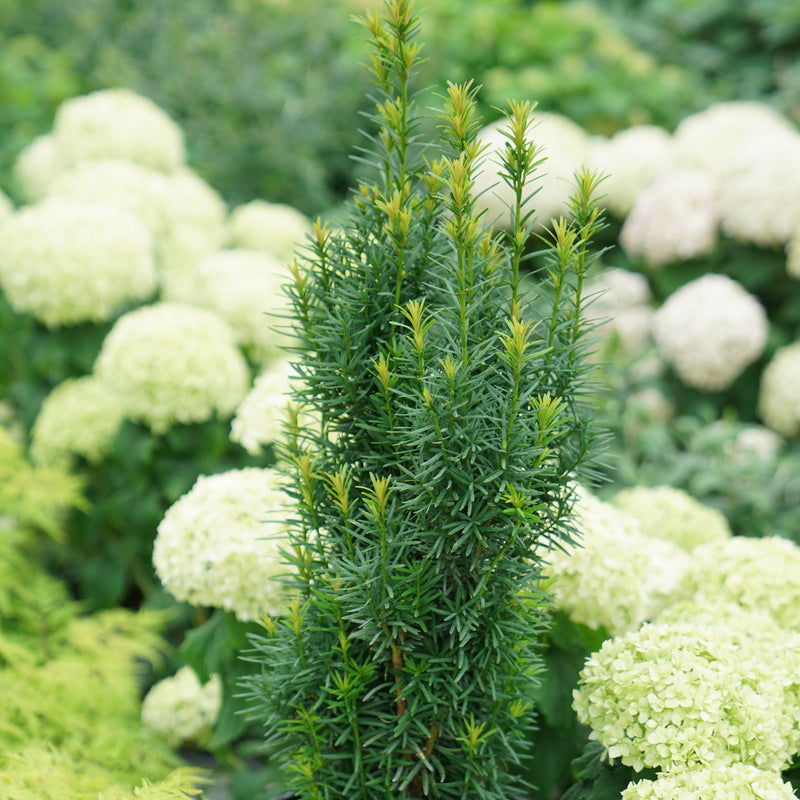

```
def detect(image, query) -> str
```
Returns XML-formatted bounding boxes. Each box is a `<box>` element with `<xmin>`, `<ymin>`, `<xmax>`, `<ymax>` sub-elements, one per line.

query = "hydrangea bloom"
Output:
<box><xmin>585</xmin><ymin>268</ymin><xmax>653</xmax><ymax>354</ymax></box>
<box><xmin>651</xmin><ymin>274</ymin><xmax>768</xmax><ymax>391</ymax></box>
<box><xmin>93</xmin><ymin>302</ymin><xmax>249</xmax><ymax>434</ymax></box>
<box><xmin>12</xmin><ymin>134</ymin><xmax>64</xmax><ymax>202</ymax></box>
<box><xmin>171</xmin><ymin>249</ymin><xmax>294</xmax><ymax>364</ymax></box>
<box><xmin>622</xmin><ymin>764</ymin><xmax>798</xmax><ymax>800</ymax></box>
<box><xmin>716</xmin><ymin>130</ymin><xmax>800</xmax><ymax>247</ymax></box>
<box><xmin>52</xmin><ymin>88</ymin><xmax>185</xmax><ymax>173</ymax></box>
<box><xmin>588</xmin><ymin>125</ymin><xmax>676</xmax><ymax>218</ymax></box>
<box><xmin>47</xmin><ymin>158</ymin><xmax>167</xmax><ymax>235</ymax></box>
<box><xmin>141</xmin><ymin>667</ymin><xmax>221</xmax><ymax>748</ymax></box>
<box><xmin>30</xmin><ymin>376</ymin><xmax>128</xmax><ymax>466</ymax></box>
<box><xmin>227</xmin><ymin>200</ymin><xmax>313</xmax><ymax>264</ymax></box>
<box><xmin>543</xmin><ymin>491</ymin><xmax>689</xmax><ymax>634</ymax></box>
<box><xmin>678</xmin><ymin>536</ymin><xmax>800</xmax><ymax>630</ymax></box>
<box><xmin>730</xmin><ymin>424</ymin><xmax>784</xmax><ymax>463</ymax></box>
<box><xmin>573</xmin><ymin>621</ymin><xmax>800</xmax><ymax>773</ymax></box>
<box><xmin>758</xmin><ymin>341</ymin><xmax>800</xmax><ymax>437</ymax></box>
<box><xmin>611</xmin><ymin>485</ymin><xmax>731</xmax><ymax>551</ymax></box>
<box><xmin>153</xmin><ymin>467</ymin><xmax>294</xmax><ymax>621</ymax></box>
<box><xmin>672</xmin><ymin>101</ymin><xmax>797</xmax><ymax>181</ymax></box>
<box><xmin>473</xmin><ymin>112</ymin><xmax>591</xmax><ymax>231</ymax></box>
<box><xmin>619</xmin><ymin>171</ymin><xmax>720</xmax><ymax>267</ymax></box>
<box><xmin>0</xmin><ymin>198</ymin><xmax>156</xmax><ymax>328</ymax></box>
<box><xmin>231</xmin><ymin>358</ymin><xmax>296</xmax><ymax>455</ymax></box>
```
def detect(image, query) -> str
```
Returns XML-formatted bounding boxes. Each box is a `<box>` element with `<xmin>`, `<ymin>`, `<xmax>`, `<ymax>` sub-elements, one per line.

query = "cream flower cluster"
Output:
<box><xmin>227</xmin><ymin>200</ymin><xmax>313</xmax><ymax>264</ymax></box>
<box><xmin>588</xmin><ymin>125</ymin><xmax>676</xmax><ymax>218</ymax></box>
<box><xmin>141</xmin><ymin>667</ymin><xmax>221</xmax><ymax>749</ymax></box>
<box><xmin>230</xmin><ymin>358</ymin><xmax>297</xmax><ymax>455</ymax></box>
<box><xmin>0</xmin><ymin>198</ymin><xmax>156</xmax><ymax>327</ymax></box>
<box><xmin>621</xmin><ymin>764</ymin><xmax>798</xmax><ymax>800</ymax></box>
<box><xmin>30</xmin><ymin>376</ymin><xmax>128</xmax><ymax>467</ymax></box>
<box><xmin>153</xmin><ymin>467</ymin><xmax>294</xmax><ymax>622</ymax></box>
<box><xmin>584</xmin><ymin>268</ymin><xmax>653</xmax><ymax>355</ymax></box>
<box><xmin>573</xmin><ymin>621</ymin><xmax>800</xmax><ymax>773</ymax></box>
<box><xmin>758</xmin><ymin>342</ymin><xmax>800</xmax><ymax>437</ymax></box>
<box><xmin>93</xmin><ymin>302</ymin><xmax>249</xmax><ymax>434</ymax></box>
<box><xmin>678</xmin><ymin>535</ymin><xmax>800</xmax><ymax>630</ymax></box>
<box><xmin>651</xmin><ymin>274</ymin><xmax>768</xmax><ymax>391</ymax></box>
<box><xmin>473</xmin><ymin>112</ymin><xmax>591</xmax><ymax>230</ymax></box>
<box><xmin>619</xmin><ymin>171</ymin><xmax>720</xmax><ymax>267</ymax></box>
<box><xmin>543</xmin><ymin>490</ymin><xmax>689</xmax><ymax>635</ymax></box>
<box><xmin>610</xmin><ymin>485</ymin><xmax>731</xmax><ymax>551</ymax></box>
<box><xmin>168</xmin><ymin>249</ymin><xmax>293</xmax><ymax>364</ymax></box>
<box><xmin>12</xmin><ymin>134</ymin><xmax>62</xmax><ymax>202</ymax></box>
<box><xmin>52</xmin><ymin>88</ymin><xmax>185</xmax><ymax>173</ymax></box>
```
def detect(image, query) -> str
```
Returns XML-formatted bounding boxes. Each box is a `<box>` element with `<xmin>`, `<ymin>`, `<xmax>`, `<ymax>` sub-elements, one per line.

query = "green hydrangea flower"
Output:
<box><xmin>611</xmin><ymin>485</ymin><xmax>731</xmax><ymax>551</ymax></box>
<box><xmin>227</xmin><ymin>199</ymin><xmax>312</xmax><ymax>264</ymax></box>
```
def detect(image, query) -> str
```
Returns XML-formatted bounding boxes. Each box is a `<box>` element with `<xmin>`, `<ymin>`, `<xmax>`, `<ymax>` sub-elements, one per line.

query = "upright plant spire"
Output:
<box><xmin>243</xmin><ymin>2</ymin><xmax>604</xmax><ymax>797</ymax></box>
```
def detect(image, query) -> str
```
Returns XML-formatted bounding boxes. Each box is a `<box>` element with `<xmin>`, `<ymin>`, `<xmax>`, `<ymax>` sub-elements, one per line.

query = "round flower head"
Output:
<box><xmin>12</xmin><ymin>134</ymin><xmax>65</xmax><ymax>203</ymax></box>
<box><xmin>716</xmin><ymin>129</ymin><xmax>800</xmax><ymax>247</ymax></box>
<box><xmin>0</xmin><ymin>198</ymin><xmax>156</xmax><ymax>328</ymax></box>
<box><xmin>729</xmin><ymin>423</ymin><xmax>784</xmax><ymax>464</ymax></box>
<box><xmin>47</xmin><ymin>158</ymin><xmax>168</xmax><ymax>236</ymax></box>
<box><xmin>141</xmin><ymin>667</ymin><xmax>221</xmax><ymax>749</ymax></box>
<box><xmin>588</xmin><ymin>125</ymin><xmax>676</xmax><ymax>218</ymax></box>
<box><xmin>153</xmin><ymin>467</ymin><xmax>294</xmax><ymax>621</ymax></box>
<box><xmin>573</xmin><ymin>621</ymin><xmax>800</xmax><ymax>773</ymax></box>
<box><xmin>473</xmin><ymin>112</ymin><xmax>591</xmax><ymax>231</ymax></box>
<box><xmin>30</xmin><ymin>376</ymin><xmax>128</xmax><ymax>467</ymax></box>
<box><xmin>52</xmin><ymin>88</ymin><xmax>185</xmax><ymax>173</ymax></box>
<box><xmin>231</xmin><ymin>358</ymin><xmax>297</xmax><ymax>455</ymax></box>
<box><xmin>227</xmin><ymin>200</ymin><xmax>313</xmax><ymax>264</ymax></box>
<box><xmin>611</xmin><ymin>485</ymin><xmax>731</xmax><ymax>551</ymax></box>
<box><xmin>170</xmin><ymin>249</ymin><xmax>294</xmax><ymax>364</ymax></box>
<box><xmin>679</xmin><ymin>535</ymin><xmax>800</xmax><ymax>630</ymax></box>
<box><xmin>543</xmin><ymin>491</ymin><xmax>689</xmax><ymax>635</ymax></box>
<box><xmin>93</xmin><ymin>302</ymin><xmax>249</xmax><ymax>434</ymax></box>
<box><xmin>619</xmin><ymin>171</ymin><xmax>720</xmax><ymax>267</ymax></box>
<box><xmin>622</xmin><ymin>764</ymin><xmax>798</xmax><ymax>800</ymax></box>
<box><xmin>673</xmin><ymin>101</ymin><xmax>797</xmax><ymax>181</ymax></box>
<box><xmin>651</xmin><ymin>274</ymin><xmax>768</xmax><ymax>391</ymax></box>
<box><xmin>758</xmin><ymin>341</ymin><xmax>800</xmax><ymax>437</ymax></box>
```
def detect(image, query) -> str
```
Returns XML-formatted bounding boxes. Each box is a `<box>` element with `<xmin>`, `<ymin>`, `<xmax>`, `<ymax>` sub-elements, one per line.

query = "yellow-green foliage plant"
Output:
<box><xmin>242</xmin><ymin>1</ymin><xmax>605</xmax><ymax>797</ymax></box>
<box><xmin>0</xmin><ymin>426</ymin><xmax>208</xmax><ymax>799</ymax></box>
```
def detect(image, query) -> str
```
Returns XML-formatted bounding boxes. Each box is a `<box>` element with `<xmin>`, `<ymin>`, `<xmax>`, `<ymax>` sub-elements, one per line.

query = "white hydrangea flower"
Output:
<box><xmin>758</xmin><ymin>341</ymin><xmax>800</xmax><ymax>437</ymax></box>
<box><xmin>93</xmin><ymin>302</ymin><xmax>249</xmax><ymax>434</ymax></box>
<box><xmin>611</xmin><ymin>485</ymin><xmax>731</xmax><ymax>551</ymax></box>
<box><xmin>679</xmin><ymin>535</ymin><xmax>800</xmax><ymax>630</ymax></box>
<box><xmin>231</xmin><ymin>358</ymin><xmax>297</xmax><ymax>455</ymax></box>
<box><xmin>730</xmin><ymin>424</ymin><xmax>784</xmax><ymax>463</ymax></box>
<box><xmin>651</xmin><ymin>274</ymin><xmax>768</xmax><ymax>391</ymax></box>
<box><xmin>153</xmin><ymin>467</ymin><xmax>294</xmax><ymax>621</ymax></box>
<box><xmin>141</xmin><ymin>667</ymin><xmax>221</xmax><ymax>749</ymax></box>
<box><xmin>543</xmin><ymin>491</ymin><xmax>689</xmax><ymax>635</ymax></box>
<box><xmin>588</xmin><ymin>125</ymin><xmax>676</xmax><ymax>218</ymax></box>
<box><xmin>622</xmin><ymin>764</ymin><xmax>798</xmax><ymax>800</ymax></box>
<box><xmin>47</xmin><ymin>158</ymin><xmax>168</xmax><ymax>236</ymax></box>
<box><xmin>29</xmin><ymin>376</ymin><xmax>128</xmax><ymax>467</ymax></box>
<box><xmin>170</xmin><ymin>249</ymin><xmax>294</xmax><ymax>364</ymax></box>
<box><xmin>0</xmin><ymin>198</ymin><xmax>157</xmax><ymax>328</ymax></box>
<box><xmin>619</xmin><ymin>171</ymin><xmax>720</xmax><ymax>267</ymax></box>
<box><xmin>585</xmin><ymin>268</ymin><xmax>653</xmax><ymax>354</ymax></box>
<box><xmin>227</xmin><ymin>200</ymin><xmax>313</xmax><ymax>264</ymax></box>
<box><xmin>52</xmin><ymin>88</ymin><xmax>185</xmax><ymax>173</ymax></box>
<box><xmin>573</xmin><ymin>621</ymin><xmax>800</xmax><ymax>773</ymax></box>
<box><xmin>716</xmin><ymin>130</ymin><xmax>800</xmax><ymax>247</ymax></box>
<box><xmin>673</xmin><ymin>101</ymin><xmax>797</xmax><ymax>181</ymax></box>
<box><xmin>473</xmin><ymin>112</ymin><xmax>591</xmax><ymax>231</ymax></box>
<box><xmin>12</xmin><ymin>134</ymin><xmax>65</xmax><ymax>202</ymax></box>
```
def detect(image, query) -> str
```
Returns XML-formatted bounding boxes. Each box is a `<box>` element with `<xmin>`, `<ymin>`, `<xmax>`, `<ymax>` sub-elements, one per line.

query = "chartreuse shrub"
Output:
<box><xmin>0</xmin><ymin>426</ymin><xmax>208</xmax><ymax>799</ymax></box>
<box><xmin>242</xmin><ymin>1</ymin><xmax>604</xmax><ymax>797</ymax></box>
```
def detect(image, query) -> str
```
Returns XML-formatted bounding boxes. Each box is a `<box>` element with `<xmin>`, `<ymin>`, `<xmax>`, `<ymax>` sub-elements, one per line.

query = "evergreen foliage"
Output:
<box><xmin>243</xmin><ymin>1</ymin><xmax>604</xmax><ymax>797</ymax></box>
